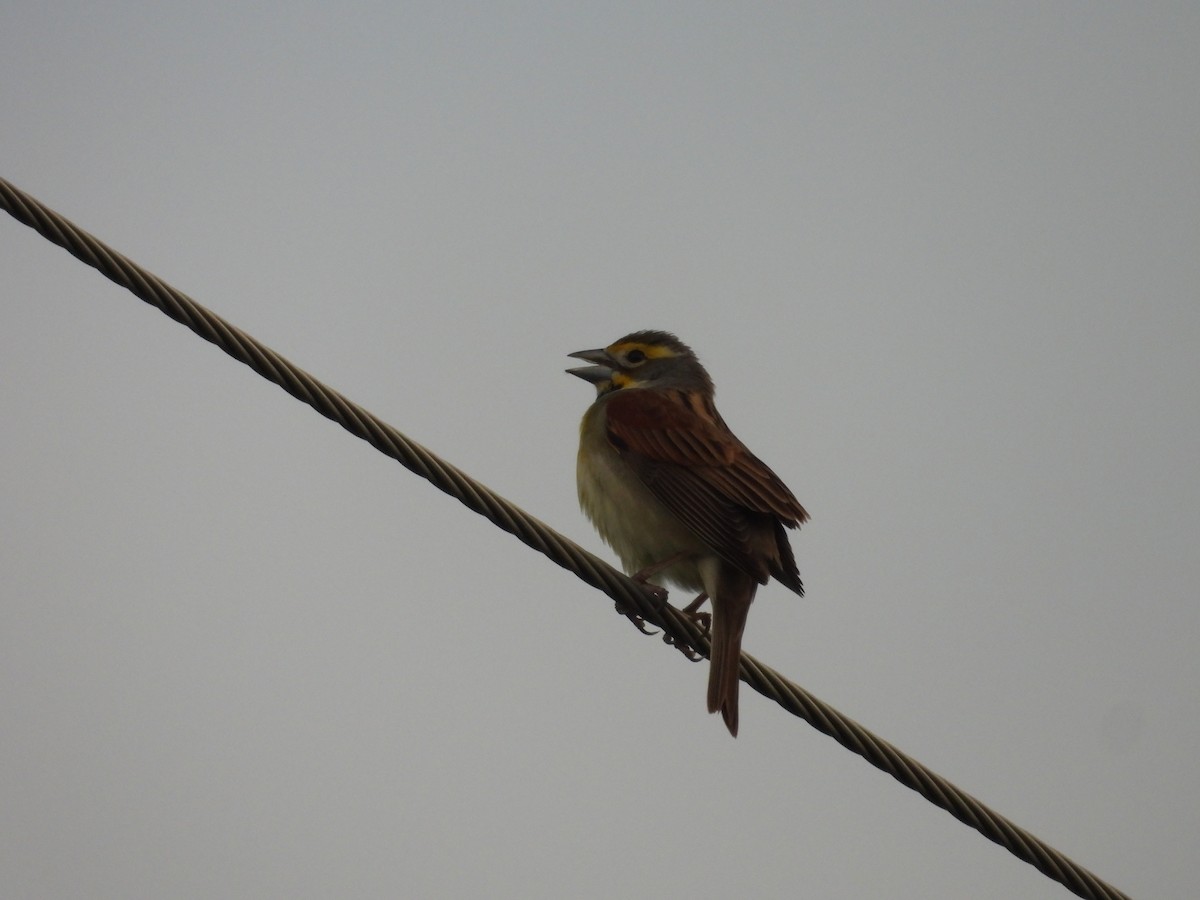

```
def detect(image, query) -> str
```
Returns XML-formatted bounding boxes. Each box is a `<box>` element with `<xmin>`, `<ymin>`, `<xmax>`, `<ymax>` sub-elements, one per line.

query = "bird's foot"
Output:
<box><xmin>619</xmin><ymin>556</ymin><xmax>688</xmax><ymax>636</ymax></box>
<box><xmin>662</xmin><ymin>593</ymin><xmax>710</xmax><ymax>661</ymax></box>
<box><xmin>614</xmin><ymin>580</ymin><xmax>668</xmax><ymax>635</ymax></box>
<box><xmin>663</xmin><ymin>634</ymin><xmax>703</xmax><ymax>661</ymax></box>
<box><xmin>615</xmin><ymin>600</ymin><xmax>658</xmax><ymax>635</ymax></box>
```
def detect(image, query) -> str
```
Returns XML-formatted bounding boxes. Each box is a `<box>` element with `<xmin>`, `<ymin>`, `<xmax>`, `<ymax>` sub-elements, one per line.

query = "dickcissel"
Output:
<box><xmin>568</xmin><ymin>330</ymin><xmax>807</xmax><ymax>736</ymax></box>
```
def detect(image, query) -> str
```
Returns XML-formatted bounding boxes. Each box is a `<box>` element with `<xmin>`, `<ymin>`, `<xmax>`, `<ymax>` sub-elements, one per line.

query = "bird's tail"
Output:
<box><xmin>706</xmin><ymin>579</ymin><xmax>756</xmax><ymax>738</ymax></box>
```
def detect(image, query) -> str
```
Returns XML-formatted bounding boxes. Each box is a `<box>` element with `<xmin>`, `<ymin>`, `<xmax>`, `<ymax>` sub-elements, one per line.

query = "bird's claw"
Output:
<box><xmin>614</xmin><ymin>601</ymin><xmax>659</xmax><ymax>635</ymax></box>
<box><xmin>659</xmin><ymin>591</ymin><xmax>712</xmax><ymax>661</ymax></box>
<box><xmin>663</xmin><ymin>631</ymin><xmax>703</xmax><ymax>661</ymax></box>
<box><xmin>659</xmin><ymin>591</ymin><xmax>715</xmax><ymax>661</ymax></box>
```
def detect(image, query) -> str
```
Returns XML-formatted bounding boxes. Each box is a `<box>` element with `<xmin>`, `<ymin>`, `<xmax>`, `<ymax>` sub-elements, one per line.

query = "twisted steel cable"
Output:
<box><xmin>1</xmin><ymin>176</ymin><xmax>1131</xmax><ymax>900</ymax></box>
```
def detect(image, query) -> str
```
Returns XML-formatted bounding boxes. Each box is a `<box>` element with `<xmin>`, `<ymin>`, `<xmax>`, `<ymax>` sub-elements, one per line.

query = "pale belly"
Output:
<box><xmin>576</xmin><ymin>422</ymin><xmax>709</xmax><ymax>594</ymax></box>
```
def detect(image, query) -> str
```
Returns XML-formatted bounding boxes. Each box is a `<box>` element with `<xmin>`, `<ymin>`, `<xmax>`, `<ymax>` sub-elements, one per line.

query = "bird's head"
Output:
<box><xmin>567</xmin><ymin>330</ymin><xmax>713</xmax><ymax>396</ymax></box>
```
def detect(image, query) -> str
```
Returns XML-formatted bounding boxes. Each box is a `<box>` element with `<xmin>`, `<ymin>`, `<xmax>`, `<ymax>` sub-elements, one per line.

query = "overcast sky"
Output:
<box><xmin>3</xmin><ymin>4</ymin><xmax>1197</xmax><ymax>898</ymax></box>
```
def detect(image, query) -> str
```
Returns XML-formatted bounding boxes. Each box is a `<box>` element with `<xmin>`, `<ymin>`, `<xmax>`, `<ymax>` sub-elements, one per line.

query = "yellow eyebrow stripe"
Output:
<box><xmin>607</xmin><ymin>341</ymin><xmax>677</xmax><ymax>359</ymax></box>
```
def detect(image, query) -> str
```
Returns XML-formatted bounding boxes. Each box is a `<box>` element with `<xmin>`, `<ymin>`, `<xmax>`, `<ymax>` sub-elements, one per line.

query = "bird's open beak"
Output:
<box><xmin>566</xmin><ymin>348</ymin><xmax>614</xmax><ymax>384</ymax></box>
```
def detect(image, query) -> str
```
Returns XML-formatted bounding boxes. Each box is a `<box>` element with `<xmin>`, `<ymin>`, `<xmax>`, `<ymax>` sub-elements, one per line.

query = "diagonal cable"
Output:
<box><xmin>1</xmin><ymin>176</ymin><xmax>1132</xmax><ymax>900</ymax></box>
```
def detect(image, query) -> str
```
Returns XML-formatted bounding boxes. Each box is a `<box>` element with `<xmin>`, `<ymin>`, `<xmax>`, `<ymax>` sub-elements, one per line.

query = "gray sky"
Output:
<box><xmin>3</xmin><ymin>4</ymin><xmax>1197</xmax><ymax>898</ymax></box>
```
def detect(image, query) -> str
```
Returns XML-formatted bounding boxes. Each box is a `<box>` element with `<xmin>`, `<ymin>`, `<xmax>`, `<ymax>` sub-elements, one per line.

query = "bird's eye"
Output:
<box><xmin>626</xmin><ymin>349</ymin><xmax>646</xmax><ymax>364</ymax></box>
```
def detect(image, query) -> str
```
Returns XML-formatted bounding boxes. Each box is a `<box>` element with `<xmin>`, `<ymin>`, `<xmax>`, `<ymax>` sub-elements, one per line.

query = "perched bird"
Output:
<box><xmin>568</xmin><ymin>331</ymin><xmax>807</xmax><ymax>736</ymax></box>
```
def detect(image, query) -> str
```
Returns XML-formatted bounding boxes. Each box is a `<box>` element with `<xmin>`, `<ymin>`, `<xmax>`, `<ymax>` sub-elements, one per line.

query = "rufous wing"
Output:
<box><xmin>603</xmin><ymin>389</ymin><xmax>806</xmax><ymax>592</ymax></box>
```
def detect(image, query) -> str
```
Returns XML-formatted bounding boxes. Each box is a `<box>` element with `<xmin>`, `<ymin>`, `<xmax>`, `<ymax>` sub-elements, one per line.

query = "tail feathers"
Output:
<box><xmin>706</xmin><ymin>582</ymin><xmax>755</xmax><ymax>738</ymax></box>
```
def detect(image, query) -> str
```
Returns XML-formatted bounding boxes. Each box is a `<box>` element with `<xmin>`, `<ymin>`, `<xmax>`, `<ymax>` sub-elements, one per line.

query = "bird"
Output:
<box><xmin>567</xmin><ymin>330</ymin><xmax>807</xmax><ymax>736</ymax></box>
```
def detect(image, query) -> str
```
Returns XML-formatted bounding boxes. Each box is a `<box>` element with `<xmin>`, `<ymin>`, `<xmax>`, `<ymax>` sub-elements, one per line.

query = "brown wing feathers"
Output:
<box><xmin>604</xmin><ymin>390</ymin><xmax>806</xmax><ymax>593</ymax></box>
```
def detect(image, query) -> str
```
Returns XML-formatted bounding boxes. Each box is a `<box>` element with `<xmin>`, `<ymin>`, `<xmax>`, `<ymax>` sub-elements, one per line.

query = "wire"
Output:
<box><xmin>1</xmin><ymin>176</ymin><xmax>1132</xmax><ymax>900</ymax></box>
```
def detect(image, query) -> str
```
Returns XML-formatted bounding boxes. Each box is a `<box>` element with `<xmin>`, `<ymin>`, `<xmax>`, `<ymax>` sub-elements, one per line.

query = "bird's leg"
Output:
<box><xmin>681</xmin><ymin>592</ymin><xmax>712</xmax><ymax>634</ymax></box>
<box><xmin>631</xmin><ymin>552</ymin><xmax>689</xmax><ymax>584</ymax></box>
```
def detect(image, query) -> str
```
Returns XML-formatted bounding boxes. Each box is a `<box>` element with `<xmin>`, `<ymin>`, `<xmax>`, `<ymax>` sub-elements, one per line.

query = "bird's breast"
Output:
<box><xmin>576</xmin><ymin>402</ymin><xmax>708</xmax><ymax>592</ymax></box>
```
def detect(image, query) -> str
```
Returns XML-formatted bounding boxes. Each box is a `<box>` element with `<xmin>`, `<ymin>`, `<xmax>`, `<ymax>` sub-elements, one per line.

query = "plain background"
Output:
<box><xmin>2</xmin><ymin>4</ymin><xmax>1197</xmax><ymax>898</ymax></box>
